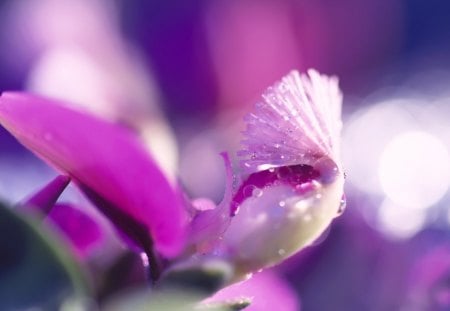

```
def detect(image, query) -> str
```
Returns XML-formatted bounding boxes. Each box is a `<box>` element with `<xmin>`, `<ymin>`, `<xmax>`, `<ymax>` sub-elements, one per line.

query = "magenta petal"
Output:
<box><xmin>47</xmin><ymin>203</ymin><xmax>103</xmax><ymax>258</ymax></box>
<box><xmin>19</xmin><ymin>175</ymin><xmax>70</xmax><ymax>217</ymax></box>
<box><xmin>0</xmin><ymin>92</ymin><xmax>186</xmax><ymax>257</ymax></box>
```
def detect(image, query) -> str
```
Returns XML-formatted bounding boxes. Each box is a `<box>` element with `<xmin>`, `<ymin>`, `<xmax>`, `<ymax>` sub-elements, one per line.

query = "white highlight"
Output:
<box><xmin>377</xmin><ymin>199</ymin><xmax>427</xmax><ymax>240</ymax></box>
<box><xmin>378</xmin><ymin>131</ymin><xmax>450</xmax><ymax>210</ymax></box>
<box><xmin>343</xmin><ymin>100</ymin><xmax>416</xmax><ymax>194</ymax></box>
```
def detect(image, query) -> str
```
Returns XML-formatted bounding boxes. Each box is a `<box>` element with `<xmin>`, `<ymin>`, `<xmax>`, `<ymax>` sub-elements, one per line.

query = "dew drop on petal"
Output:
<box><xmin>252</xmin><ymin>188</ymin><xmax>264</xmax><ymax>198</ymax></box>
<box><xmin>337</xmin><ymin>194</ymin><xmax>347</xmax><ymax>216</ymax></box>
<box><xmin>314</xmin><ymin>157</ymin><xmax>339</xmax><ymax>184</ymax></box>
<box><xmin>231</xmin><ymin>201</ymin><xmax>241</xmax><ymax>217</ymax></box>
<box><xmin>232</xmin><ymin>206</ymin><xmax>240</xmax><ymax>217</ymax></box>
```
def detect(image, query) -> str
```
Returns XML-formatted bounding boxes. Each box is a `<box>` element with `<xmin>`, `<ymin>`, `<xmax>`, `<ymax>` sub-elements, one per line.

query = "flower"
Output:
<box><xmin>0</xmin><ymin>92</ymin><xmax>187</xmax><ymax>258</ymax></box>
<box><xmin>205</xmin><ymin>69</ymin><xmax>345</xmax><ymax>275</ymax></box>
<box><xmin>0</xmin><ymin>69</ymin><xmax>344</xmax><ymax>283</ymax></box>
<box><xmin>0</xmin><ymin>0</ymin><xmax>178</xmax><ymax>184</ymax></box>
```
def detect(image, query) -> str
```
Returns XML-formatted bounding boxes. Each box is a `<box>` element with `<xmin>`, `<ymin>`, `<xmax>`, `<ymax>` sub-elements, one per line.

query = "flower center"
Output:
<box><xmin>231</xmin><ymin>164</ymin><xmax>323</xmax><ymax>216</ymax></box>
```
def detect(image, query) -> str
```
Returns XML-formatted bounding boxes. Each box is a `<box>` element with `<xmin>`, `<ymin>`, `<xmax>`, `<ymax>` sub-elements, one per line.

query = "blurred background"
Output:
<box><xmin>1</xmin><ymin>0</ymin><xmax>450</xmax><ymax>310</ymax></box>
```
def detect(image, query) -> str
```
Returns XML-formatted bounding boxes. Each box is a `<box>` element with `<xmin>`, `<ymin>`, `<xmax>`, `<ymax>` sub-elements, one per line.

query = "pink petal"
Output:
<box><xmin>19</xmin><ymin>174</ymin><xmax>70</xmax><ymax>217</ymax></box>
<box><xmin>0</xmin><ymin>92</ymin><xmax>186</xmax><ymax>257</ymax></box>
<box><xmin>189</xmin><ymin>153</ymin><xmax>234</xmax><ymax>249</ymax></box>
<box><xmin>47</xmin><ymin>203</ymin><xmax>104</xmax><ymax>258</ymax></box>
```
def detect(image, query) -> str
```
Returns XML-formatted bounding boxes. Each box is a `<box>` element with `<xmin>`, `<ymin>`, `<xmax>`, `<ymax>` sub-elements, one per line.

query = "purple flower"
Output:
<box><xmin>191</xmin><ymin>70</ymin><xmax>345</xmax><ymax>276</ymax></box>
<box><xmin>0</xmin><ymin>69</ymin><xmax>344</xmax><ymax>284</ymax></box>
<box><xmin>0</xmin><ymin>92</ymin><xmax>187</xmax><ymax>258</ymax></box>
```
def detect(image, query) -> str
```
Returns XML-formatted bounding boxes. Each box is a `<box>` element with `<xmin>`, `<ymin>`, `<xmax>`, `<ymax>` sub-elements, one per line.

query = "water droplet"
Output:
<box><xmin>295</xmin><ymin>181</ymin><xmax>318</xmax><ymax>195</ymax></box>
<box><xmin>252</xmin><ymin>188</ymin><xmax>264</xmax><ymax>198</ymax></box>
<box><xmin>257</xmin><ymin>164</ymin><xmax>273</xmax><ymax>171</ymax></box>
<box><xmin>232</xmin><ymin>206</ymin><xmax>240</xmax><ymax>217</ymax></box>
<box><xmin>279</xmin><ymin>200</ymin><xmax>286</xmax><ymax>207</ymax></box>
<box><xmin>268</xmin><ymin>167</ymin><xmax>275</xmax><ymax>173</ymax></box>
<box><xmin>231</xmin><ymin>201</ymin><xmax>240</xmax><ymax>216</ymax></box>
<box><xmin>314</xmin><ymin>157</ymin><xmax>339</xmax><ymax>184</ymax></box>
<box><xmin>278</xmin><ymin>249</ymin><xmax>286</xmax><ymax>256</ymax></box>
<box><xmin>337</xmin><ymin>194</ymin><xmax>346</xmax><ymax>216</ymax></box>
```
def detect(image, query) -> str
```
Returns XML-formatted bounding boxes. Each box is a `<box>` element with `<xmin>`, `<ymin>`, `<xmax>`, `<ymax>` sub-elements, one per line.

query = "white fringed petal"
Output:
<box><xmin>238</xmin><ymin>69</ymin><xmax>343</xmax><ymax>173</ymax></box>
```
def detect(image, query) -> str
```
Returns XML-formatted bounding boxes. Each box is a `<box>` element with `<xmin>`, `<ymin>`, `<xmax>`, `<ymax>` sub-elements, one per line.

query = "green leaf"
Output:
<box><xmin>103</xmin><ymin>289</ymin><xmax>241</xmax><ymax>311</ymax></box>
<box><xmin>158</xmin><ymin>259</ymin><xmax>233</xmax><ymax>296</ymax></box>
<box><xmin>0</xmin><ymin>201</ymin><xmax>88</xmax><ymax>310</ymax></box>
<box><xmin>201</xmin><ymin>298</ymin><xmax>252</xmax><ymax>311</ymax></box>
<box><xmin>103</xmin><ymin>289</ymin><xmax>198</xmax><ymax>311</ymax></box>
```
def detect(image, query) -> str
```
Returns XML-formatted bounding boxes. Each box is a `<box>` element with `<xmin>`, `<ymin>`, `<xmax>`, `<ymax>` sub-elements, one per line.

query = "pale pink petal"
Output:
<box><xmin>189</xmin><ymin>153</ymin><xmax>234</xmax><ymax>250</ymax></box>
